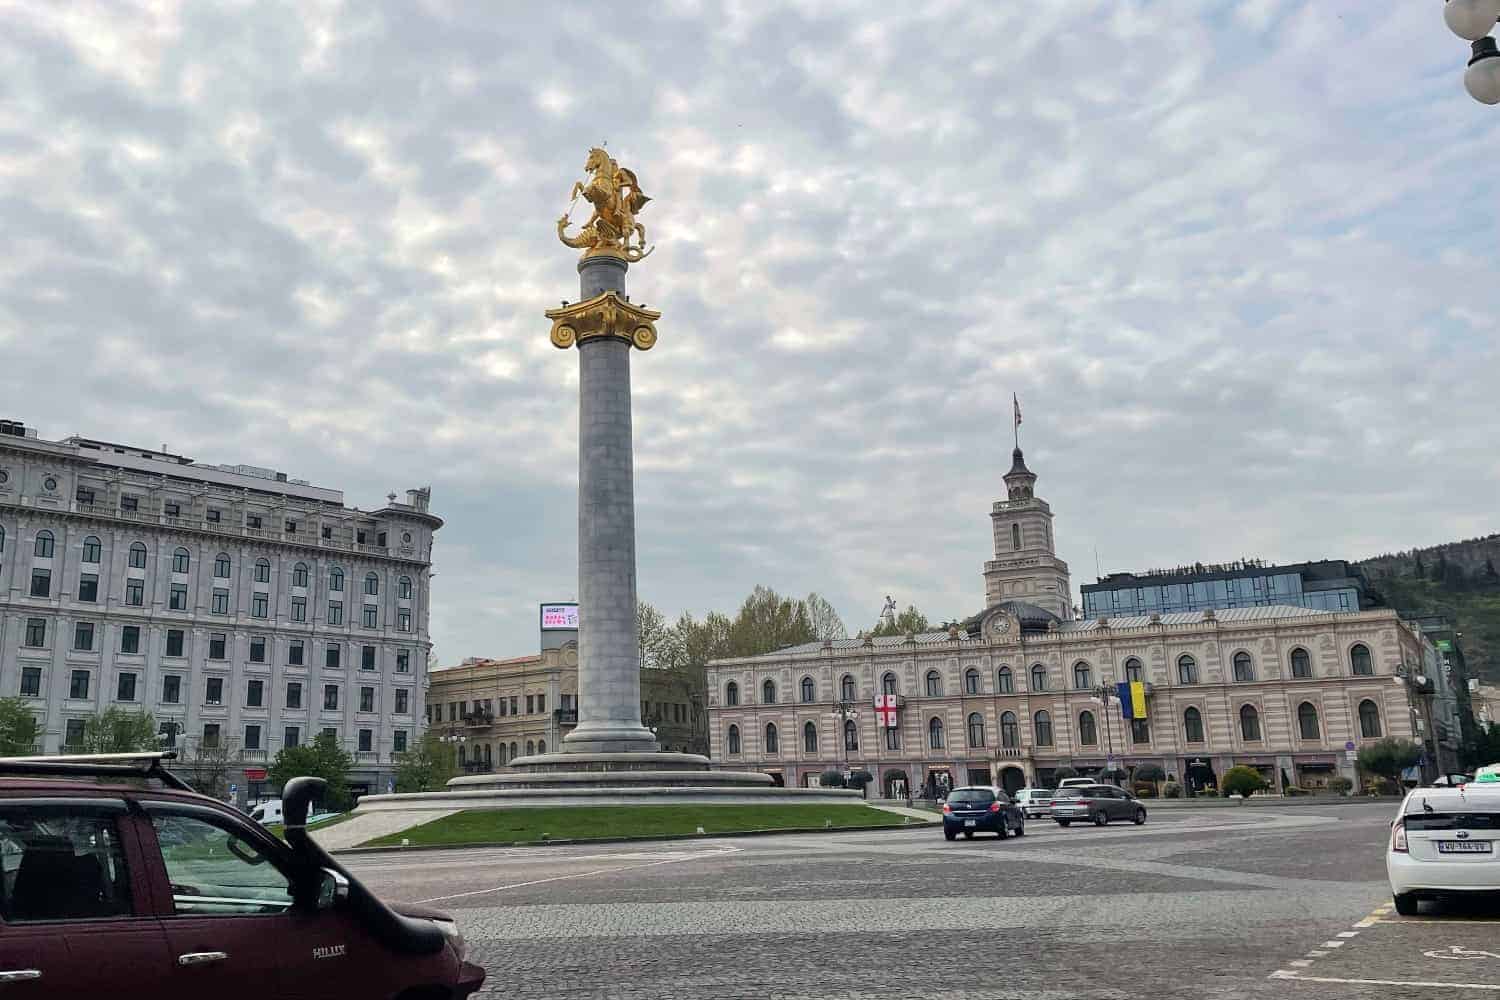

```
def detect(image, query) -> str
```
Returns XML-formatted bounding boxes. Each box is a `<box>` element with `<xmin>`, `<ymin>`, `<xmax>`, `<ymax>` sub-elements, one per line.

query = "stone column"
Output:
<box><xmin>563</xmin><ymin>253</ymin><xmax>658</xmax><ymax>755</ymax></box>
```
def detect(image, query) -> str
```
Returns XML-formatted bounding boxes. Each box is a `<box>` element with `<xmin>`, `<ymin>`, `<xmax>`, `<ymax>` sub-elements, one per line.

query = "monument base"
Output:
<box><xmin>350</xmin><ymin>750</ymin><xmax>864</xmax><ymax>812</ymax></box>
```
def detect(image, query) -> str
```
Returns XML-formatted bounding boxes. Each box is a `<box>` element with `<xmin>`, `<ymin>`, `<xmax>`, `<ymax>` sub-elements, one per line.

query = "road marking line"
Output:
<box><xmin>413</xmin><ymin>848</ymin><xmax>741</xmax><ymax>904</ymax></box>
<box><xmin>1376</xmin><ymin>918</ymin><xmax>1500</xmax><ymax>925</ymax></box>
<box><xmin>1270</xmin><ymin>971</ymin><xmax>1500</xmax><ymax>991</ymax></box>
<box><xmin>1322</xmin><ymin>940</ymin><xmax>1345</xmax><ymax>948</ymax></box>
<box><xmin>1307</xmin><ymin>951</ymin><xmax>1328</xmax><ymax>957</ymax></box>
<box><xmin>1337</xmin><ymin>930</ymin><xmax>1359</xmax><ymax>938</ymax></box>
<box><xmin>1289</xmin><ymin>960</ymin><xmax>1313</xmax><ymax>968</ymax></box>
<box><xmin>1354</xmin><ymin>918</ymin><xmax>1376</xmax><ymax>927</ymax></box>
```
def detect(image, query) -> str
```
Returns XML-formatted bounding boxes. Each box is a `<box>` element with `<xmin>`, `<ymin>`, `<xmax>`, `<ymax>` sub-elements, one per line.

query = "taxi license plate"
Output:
<box><xmin>964</xmin><ymin>819</ymin><xmax>976</xmax><ymax>827</ymax></box>
<box><xmin>1437</xmin><ymin>840</ymin><xmax>1492</xmax><ymax>853</ymax></box>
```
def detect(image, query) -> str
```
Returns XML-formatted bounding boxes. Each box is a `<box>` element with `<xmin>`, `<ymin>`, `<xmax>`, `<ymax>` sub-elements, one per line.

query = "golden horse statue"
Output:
<box><xmin>557</xmin><ymin>147</ymin><xmax>654</xmax><ymax>261</ymax></box>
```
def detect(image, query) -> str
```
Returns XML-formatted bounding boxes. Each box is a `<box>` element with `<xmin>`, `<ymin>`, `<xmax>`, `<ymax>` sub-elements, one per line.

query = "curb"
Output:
<box><xmin>1134</xmin><ymin>796</ymin><xmax>1389</xmax><ymax>810</ymax></box>
<box><xmin>335</xmin><ymin>817</ymin><xmax>940</xmax><ymax>855</ymax></box>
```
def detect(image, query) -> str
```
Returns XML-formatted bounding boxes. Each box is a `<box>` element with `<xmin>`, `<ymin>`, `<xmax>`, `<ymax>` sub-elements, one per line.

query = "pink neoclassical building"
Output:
<box><xmin>705</xmin><ymin>447</ymin><xmax>1447</xmax><ymax>797</ymax></box>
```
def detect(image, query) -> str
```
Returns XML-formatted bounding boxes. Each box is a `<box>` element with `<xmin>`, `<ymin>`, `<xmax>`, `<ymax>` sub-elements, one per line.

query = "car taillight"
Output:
<box><xmin>1391</xmin><ymin>819</ymin><xmax>1408</xmax><ymax>853</ymax></box>
<box><xmin>1075</xmin><ymin>799</ymin><xmax>1091</xmax><ymax>806</ymax></box>
<box><xmin>942</xmin><ymin>803</ymin><xmax>951</xmax><ymax>814</ymax></box>
<box><xmin>989</xmin><ymin>801</ymin><xmax>1001</xmax><ymax>813</ymax></box>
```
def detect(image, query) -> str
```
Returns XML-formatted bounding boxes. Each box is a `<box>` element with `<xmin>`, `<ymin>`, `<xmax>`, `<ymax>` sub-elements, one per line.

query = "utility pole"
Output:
<box><xmin>1091</xmin><ymin>684</ymin><xmax>1119</xmax><ymax>784</ymax></box>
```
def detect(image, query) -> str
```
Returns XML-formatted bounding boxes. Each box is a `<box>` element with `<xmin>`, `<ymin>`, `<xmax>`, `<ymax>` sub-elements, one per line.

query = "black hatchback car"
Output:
<box><xmin>942</xmin><ymin>787</ymin><xmax>1026</xmax><ymax>840</ymax></box>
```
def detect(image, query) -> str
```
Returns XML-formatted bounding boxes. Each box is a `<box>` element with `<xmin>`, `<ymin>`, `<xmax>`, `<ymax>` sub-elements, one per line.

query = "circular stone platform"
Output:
<box><xmin>351</xmin><ymin>751</ymin><xmax>862</xmax><ymax>811</ymax></box>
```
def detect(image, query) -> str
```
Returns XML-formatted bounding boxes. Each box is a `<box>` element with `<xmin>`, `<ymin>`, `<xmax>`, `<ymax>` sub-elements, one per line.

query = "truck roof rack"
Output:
<box><xmin>0</xmin><ymin>750</ymin><xmax>195</xmax><ymax>792</ymax></box>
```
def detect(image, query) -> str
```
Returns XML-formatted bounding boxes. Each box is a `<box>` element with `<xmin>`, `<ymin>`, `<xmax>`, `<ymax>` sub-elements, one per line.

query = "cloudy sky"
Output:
<box><xmin>3</xmin><ymin>1</ymin><xmax>1497</xmax><ymax>662</ymax></box>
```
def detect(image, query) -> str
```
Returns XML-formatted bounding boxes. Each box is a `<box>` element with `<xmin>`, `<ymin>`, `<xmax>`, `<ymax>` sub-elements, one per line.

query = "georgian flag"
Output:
<box><xmin>875</xmin><ymin>694</ymin><xmax>899</xmax><ymax>728</ymax></box>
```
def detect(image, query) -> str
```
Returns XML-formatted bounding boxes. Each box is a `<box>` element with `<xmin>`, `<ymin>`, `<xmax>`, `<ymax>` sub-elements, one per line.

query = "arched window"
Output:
<box><xmin>967</xmin><ymin>712</ymin><xmax>985</xmax><ymax>747</ymax></box>
<box><xmin>1130</xmin><ymin>718</ymin><xmax>1151</xmax><ymax>744</ymax></box>
<box><xmin>1077</xmin><ymin>710</ymin><xmax>1098</xmax><ymax>746</ymax></box>
<box><xmin>801</xmin><ymin>676</ymin><xmax>816</xmax><ymax>703</ymax></box>
<box><xmin>255</xmin><ymin>558</ymin><xmax>271</xmax><ymax>583</ymax></box>
<box><xmin>33</xmin><ymin>530</ymin><xmax>54</xmax><ymax>558</ymax></box>
<box><xmin>128</xmin><ymin>541</ymin><xmax>147</xmax><ymax>569</ymax></box>
<box><xmin>841</xmin><ymin>675</ymin><xmax>856</xmax><ymax>702</ymax></box>
<box><xmin>725</xmin><ymin>682</ymin><xmax>739</xmax><ymax>707</ymax></box>
<box><xmin>330</xmin><ymin>567</ymin><xmax>345</xmax><ymax>592</ymax></box>
<box><xmin>214</xmin><ymin>554</ymin><xmax>232</xmax><ymax>578</ymax></box>
<box><xmin>1350</xmin><ymin>644</ymin><xmax>1373</xmax><ymax>676</ymax></box>
<box><xmin>928</xmin><ymin>717</ymin><xmax>944</xmax><ymax>750</ymax></box>
<box><xmin>497</xmin><ymin>742</ymin><xmax>507</xmax><ymax>765</ymax></box>
<box><xmin>1359</xmin><ymin>699</ymin><xmax>1382</xmax><ymax>738</ymax></box>
<box><xmin>398</xmin><ymin>575</ymin><xmax>413</xmax><ymax>599</ymax></box>
<box><xmin>1012</xmin><ymin>523</ymin><xmax>1021</xmax><ymax>551</ymax></box>
<box><xmin>996</xmin><ymin>667</ymin><xmax>1013</xmax><ymax>694</ymax></box>
<box><xmin>458</xmin><ymin>745</ymin><xmax>466</xmax><ymax>766</ymax></box>
<box><xmin>1297</xmin><ymin>702</ymin><xmax>1320</xmax><ymax>741</ymax></box>
<box><xmin>1183</xmin><ymin>707</ymin><xmax>1204</xmax><ymax>743</ymax></box>
<box><xmin>1177</xmin><ymin>655</ymin><xmax>1198</xmax><ymax>685</ymax></box>
<box><xmin>1124</xmin><ymin>657</ymin><xmax>1143</xmax><ymax>683</ymax></box>
<box><xmin>762</xmin><ymin>679</ymin><xmax>776</xmax><ymax>705</ymax></box>
<box><xmin>964</xmin><ymin>668</ymin><xmax>980</xmax><ymax>695</ymax></box>
<box><xmin>925</xmin><ymin>670</ymin><xmax>942</xmax><ymax>697</ymax></box>
<box><xmin>293</xmin><ymin>562</ymin><xmax>310</xmax><ymax>588</ymax></box>
<box><xmin>526</xmin><ymin>740</ymin><xmax>535</xmax><ymax>756</ymax></box>
<box><xmin>172</xmin><ymin>547</ymin><xmax>190</xmax><ymax>573</ymax></box>
<box><xmin>881</xmin><ymin>672</ymin><xmax>898</xmax><ymax>695</ymax></box>
<box><xmin>537</xmin><ymin>739</ymin><xmax>546</xmax><ymax>754</ymax></box>
<box><xmin>804</xmin><ymin>721</ymin><xmax>818</xmax><ymax>753</ymax></box>
<box><xmin>764</xmin><ymin>723</ymin><xmax>778</xmax><ymax>754</ymax></box>
<box><xmin>1000</xmin><ymin>711</ymin><xmax>1019</xmax><ymax>748</ymax></box>
<box><xmin>1030</xmin><ymin>664</ymin><xmax>1047</xmax><ymax>692</ymax></box>
<box><xmin>1233</xmin><ymin>651</ymin><xmax>1254</xmax><ymax>682</ymax></box>
<box><xmin>844</xmin><ymin>719</ymin><xmax>858</xmax><ymax>751</ymax></box>
<box><xmin>727</xmin><ymin>725</ymin><xmax>741</xmax><ymax>755</ymax></box>
<box><xmin>1073</xmin><ymin>662</ymin><xmax>1091</xmax><ymax>689</ymax></box>
<box><xmin>1290</xmin><ymin>647</ymin><xmax>1312</xmax><ymax>678</ymax></box>
<box><xmin>509</xmin><ymin>742</ymin><xmax>518</xmax><ymax>760</ymax></box>
<box><xmin>364</xmin><ymin>573</ymin><xmax>379</xmax><ymax>596</ymax></box>
<box><xmin>1240</xmin><ymin>704</ymin><xmax>1261</xmax><ymax>741</ymax></box>
<box><xmin>1033</xmin><ymin>711</ymin><xmax>1053</xmax><ymax>747</ymax></box>
<box><xmin>81</xmin><ymin>536</ymin><xmax>101</xmax><ymax>563</ymax></box>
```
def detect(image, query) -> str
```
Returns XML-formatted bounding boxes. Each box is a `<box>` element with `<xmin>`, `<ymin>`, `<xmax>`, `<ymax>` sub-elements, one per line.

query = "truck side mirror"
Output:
<box><xmin>316</xmin><ymin>868</ymin><xmax>349</xmax><ymax>910</ymax></box>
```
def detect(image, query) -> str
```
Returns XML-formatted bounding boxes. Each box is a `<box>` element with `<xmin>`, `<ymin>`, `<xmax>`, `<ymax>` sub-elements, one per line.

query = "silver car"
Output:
<box><xmin>1050</xmin><ymin>784</ymin><xmax>1147</xmax><ymax>827</ymax></box>
<box><xmin>1012</xmin><ymin>787</ymin><xmax>1054</xmax><ymax>819</ymax></box>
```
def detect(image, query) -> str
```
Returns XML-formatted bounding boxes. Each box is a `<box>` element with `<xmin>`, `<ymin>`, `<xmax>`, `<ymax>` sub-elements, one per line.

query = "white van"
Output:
<box><xmin>249</xmin><ymin>799</ymin><xmax>283</xmax><ymax>825</ymax></box>
<box><xmin>1058</xmin><ymin>777</ymin><xmax>1095</xmax><ymax>788</ymax></box>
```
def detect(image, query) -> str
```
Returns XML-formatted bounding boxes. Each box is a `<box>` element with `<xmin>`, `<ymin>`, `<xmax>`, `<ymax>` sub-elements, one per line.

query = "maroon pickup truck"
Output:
<box><xmin>0</xmin><ymin>753</ymin><xmax>484</xmax><ymax>999</ymax></box>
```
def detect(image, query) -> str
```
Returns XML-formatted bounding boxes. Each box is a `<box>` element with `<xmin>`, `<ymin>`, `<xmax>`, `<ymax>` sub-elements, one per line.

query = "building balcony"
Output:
<box><xmin>994</xmin><ymin>747</ymin><xmax>1027</xmax><ymax>760</ymax></box>
<box><xmin>463</xmin><ymin>711</ymin><xmax>494</xmax><ymax>729</ymax></box>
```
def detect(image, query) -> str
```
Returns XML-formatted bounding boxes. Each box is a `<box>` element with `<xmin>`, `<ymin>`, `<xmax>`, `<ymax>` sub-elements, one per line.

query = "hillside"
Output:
<box><xmin>1358</xmin><ymin>533</ymin><xmax>1500</xmax><ymax>684</ymax></box>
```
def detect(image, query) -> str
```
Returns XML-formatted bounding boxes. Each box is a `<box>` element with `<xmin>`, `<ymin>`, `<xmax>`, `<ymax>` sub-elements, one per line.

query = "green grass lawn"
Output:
<box><xmin>361</xmin><ymin>804</ymin><xmax>910</xmax><ymax>848</ymax></box>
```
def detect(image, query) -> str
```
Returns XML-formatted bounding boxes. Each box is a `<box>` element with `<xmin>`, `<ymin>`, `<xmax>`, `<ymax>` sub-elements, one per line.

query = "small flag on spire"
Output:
<box><xmin>1013</xmin><ymin>393</ymin><xmax>1022</xmax><ymax>429</ymax></box>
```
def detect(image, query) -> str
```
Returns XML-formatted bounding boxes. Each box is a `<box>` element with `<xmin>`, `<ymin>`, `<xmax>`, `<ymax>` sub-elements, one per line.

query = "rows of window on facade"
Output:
<box><xmin>715</xmin><ymin>641</ymin><xmax>1391</xmax><ymax>759</ymax></box>
<box><xmin>4</xmin><ymin>527</ymin><xmax>420</xmax><ymax>632</ymax></box>
<box><xmin>429</xmin><ymin>691</ymin><xmax>564</xmax><ymax>725</ymax></box>
<box><xmin>721</xmin><ymin>643</ymin><xmax>1381</xmax><ymax>708</ymax></box>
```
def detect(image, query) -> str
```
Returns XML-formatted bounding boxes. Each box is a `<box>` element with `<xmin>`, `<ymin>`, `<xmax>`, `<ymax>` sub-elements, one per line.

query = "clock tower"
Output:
<box><xmin>982</xmin><ymin>447</ymin><xmax>1073</xmax><ymax>620</ymax></box>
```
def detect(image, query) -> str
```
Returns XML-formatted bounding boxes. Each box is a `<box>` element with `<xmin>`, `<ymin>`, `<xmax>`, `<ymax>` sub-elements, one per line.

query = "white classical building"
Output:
<box><xmin>0</xmin><ymin>420</ymin><xmax>440</xmax><ymax>798</ymax></box>
<box><xmin>706</xmin><ymin>447</ymin><xmax>1450</xmax><ymax>797</ymax></box>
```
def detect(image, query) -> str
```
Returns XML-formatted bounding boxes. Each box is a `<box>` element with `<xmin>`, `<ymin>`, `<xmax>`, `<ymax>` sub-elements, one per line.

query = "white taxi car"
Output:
<box><xmin>1387</xmin><ymin>783</ymin><xmax>1500</xmax><ymax>915</ymax></box>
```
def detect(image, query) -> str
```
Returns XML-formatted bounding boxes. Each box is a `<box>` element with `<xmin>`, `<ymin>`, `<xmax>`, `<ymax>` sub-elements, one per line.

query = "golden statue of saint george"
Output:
<box><xmin>557</xmin><ymin>147</ymin><xmax>654</xmax><ymax>262</ymax></box>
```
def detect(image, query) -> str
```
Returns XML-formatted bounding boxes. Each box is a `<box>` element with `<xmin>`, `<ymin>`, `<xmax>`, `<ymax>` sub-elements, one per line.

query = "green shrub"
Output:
<box><xmin>1328</xmin><ymin>776</ymin><xmax>1353</xmax><ymax>796</ymax></box>
<box><xmin>1284</xmin><ymin>785</ymin><xmax>1308</xmax><ymax>797</ymax></box>
<box><xmin>1221</xmin><ymin>765</ymin><xmax>1267</xmax><ymax>798</ymax></box>
<box><xmin>1052</xmin><ymin>766</ymin><xmax>1079</xmax><ymax>784</ymax></box>
<box><xmin>1133</xmin><ymin>783</ymin><xmax>1158</xmax><ymax>798</ymax></box>
<box><xmin>1162</xmin><ymin>781</ymin><xmax>1182</xmax><ymax>799</ymax></box>
<box><xmin>820</xmin><ymin>769</ymin><xmax>846</xmax><ymax>788</ymax></box>
<box><xmin>1133</xmin><ymin>763</ymin><xmax>1166</xmax><ymax>784</ymax></box>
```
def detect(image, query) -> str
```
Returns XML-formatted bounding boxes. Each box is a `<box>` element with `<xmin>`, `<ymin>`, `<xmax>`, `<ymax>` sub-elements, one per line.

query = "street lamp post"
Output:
<box><xmin>1442</xmin><ymin>0</ymin><xmax>1500</xmax><ymax>104</ymax></box>
<box><xmin>831</xmin><ymin>699</ymin><xmax>858</xmax><ymax>784</ymax></box>
<box><xmin>1091</xmin><ymin>684</ymin><xmax>1119</xmax><ymax>784</ymax></box>
<box><xmin>1394</xmin><ymin>663</ymin><xmax>1441</xmax><ymax>783</ymax></box>
<box><xmin>439</xmin><ymin>731</ymin><xmax>468</xmax><ymax>771</ymax></box>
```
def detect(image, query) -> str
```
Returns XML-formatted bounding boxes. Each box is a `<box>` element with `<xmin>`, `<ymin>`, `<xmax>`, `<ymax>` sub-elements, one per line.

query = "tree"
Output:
<box><xmin>1484</xmin><ymin>557</ymin><xmax>1500</xmax><ymax>584</ymax></box>
<box><xmin>81</xmin><ymin>708</ymin><xmax>158</xmax><ymax>753</ymax></box>
<box><xmin>1051</xmin><ymin>766</ymin><xmax>1079</xmax><ymax>784</ymax></box>
<box><xmin>1413</xmin><ymin>553</ymin><xmax>1426</xmax><ymax>578</ymax></box>
<box><xmin>1432</xmin><ymin>552</ymin><xmax>1448</xmax><ymax>583</ymax></box>
<box><xmin>181</xmin><ymin>737</ymin><xmax>237</xmax><ymax>800</ymax></box>
<box><xmin>394</xmin><ymin>730</ymin><xmax>459</xmax><ymax>793</ymax></box>
<box><xmin>0</xmin><ymin>698</ymin><xmax>40</xmax><ymax>755</ymax></box>
<box><xmin>1357</xmin><ymin>738</ymin><xmax>1422</xmax><ymax>783</ymax></box>
<box><xmin>728</xmin><ymin>586</ymin><xmax>816</xmax><ymax>657</ymax></box>
<box><xmin>870</xmin><ymin>605</ymin><xmax>931</xmax><ymax>638</ymax></box>
<box><xmin>1133</xmin><ymin>763</ymin><xmax>1166</xmax><ymax>785</ymax></box>
<box><xmin>637</xmin><ymin>600</ymin><xmax>685</xmax><ymax>671</ymax></box>
<box><xmin>1221</xmin><ymin>765</ymin><xmax>1267</xmax><ymax>798</ymax></box>
<box><xmin>269</xmin><ymin>731</ymin><xmax>355</xmax><ymax>811</ymax></box>
<box><xmin>805</xmin><ymin>592</ymin><xmax>848</xmax><ymax>641</ymax></box>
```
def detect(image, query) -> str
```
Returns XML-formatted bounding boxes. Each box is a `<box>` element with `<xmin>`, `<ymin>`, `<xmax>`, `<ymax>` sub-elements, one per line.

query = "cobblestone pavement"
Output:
<box><xmin>344</xmin><ymin>803</ymin><xmax>1500</xmax><ymax>999</ymax></box>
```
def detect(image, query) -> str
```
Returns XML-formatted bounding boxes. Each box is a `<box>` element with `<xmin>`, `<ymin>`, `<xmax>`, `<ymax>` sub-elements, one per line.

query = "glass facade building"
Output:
<box><xmin>1081</xmin><ymin>560</ymin><xmax>1375</xmax><ymax>619</ymax></box>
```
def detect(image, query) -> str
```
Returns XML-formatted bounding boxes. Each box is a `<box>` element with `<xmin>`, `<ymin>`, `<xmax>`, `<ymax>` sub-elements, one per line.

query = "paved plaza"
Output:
<box><xmin>341</xmin><ymin>802</ymin><xmax>1500</xmax><ymax>999</ymax></box>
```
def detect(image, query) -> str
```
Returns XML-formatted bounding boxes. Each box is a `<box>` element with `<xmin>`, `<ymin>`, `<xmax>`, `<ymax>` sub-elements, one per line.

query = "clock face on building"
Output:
<box><xmin>988</xmin><ymin>615</ymin><xmax>1013</xmax><ymax>641</ymax></box>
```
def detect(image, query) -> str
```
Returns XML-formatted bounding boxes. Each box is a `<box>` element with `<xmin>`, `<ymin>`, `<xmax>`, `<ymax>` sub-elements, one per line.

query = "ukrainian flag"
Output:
<box><xmin>1116</xmin><ymin>681</ymin><xmax>1147</xmax><ymax>720</ymax></box>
